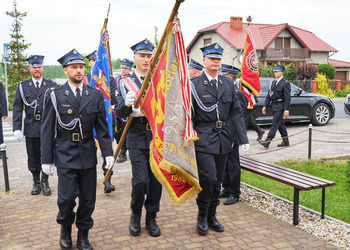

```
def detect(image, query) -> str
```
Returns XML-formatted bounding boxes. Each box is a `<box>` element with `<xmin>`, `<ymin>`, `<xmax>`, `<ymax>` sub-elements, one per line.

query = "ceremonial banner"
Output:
<box><xmin>90</xmin><ymin>31</ymin><xmax>113</xmax><ymax>141</ymax></box>
<box><xmin>241</xmin><ymin>26</ymin><xmax>261</xmax><ymax>109</ymax></box>
<box><xmin>142</xmin><ymin>18</ymin><xmax>201</xmax><ymax>206</ymax></box>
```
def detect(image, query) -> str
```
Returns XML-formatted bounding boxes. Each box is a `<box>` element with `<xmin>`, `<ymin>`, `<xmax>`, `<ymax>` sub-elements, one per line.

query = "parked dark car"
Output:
<box><xmin>345</xmin><ymin>93</ymin><xmax>350</xmax><ymax>115</ymax></box>
<box><xmin>239</xmin><ymin>78</ymin><xmax>335</xmax><ymax>126</ymax></box>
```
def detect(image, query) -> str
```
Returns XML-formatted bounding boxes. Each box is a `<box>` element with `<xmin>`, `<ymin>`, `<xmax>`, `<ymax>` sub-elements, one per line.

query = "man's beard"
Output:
<box><xmin>70</xmin><ymin>76</ymin><xmax>82</xmax><ymax>84</ymax></box>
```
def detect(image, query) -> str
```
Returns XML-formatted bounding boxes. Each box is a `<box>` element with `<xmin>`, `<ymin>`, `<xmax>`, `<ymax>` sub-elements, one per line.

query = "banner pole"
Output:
<box><xmin>103</xmin><ymin>0</ymin><xmax>185</xmax><ymax>184</ymax></box>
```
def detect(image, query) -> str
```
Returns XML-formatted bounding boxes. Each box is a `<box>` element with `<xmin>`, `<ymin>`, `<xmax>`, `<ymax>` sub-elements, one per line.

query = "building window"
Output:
<box><xmin>203</xmin><ymin>38</ymin><xmax>212</xmax><ymax>47</ymax></box>
<box><xmin>275</xmin><ymin>38</ymin><xmax>282</xmax><ymax>51</ymax></box>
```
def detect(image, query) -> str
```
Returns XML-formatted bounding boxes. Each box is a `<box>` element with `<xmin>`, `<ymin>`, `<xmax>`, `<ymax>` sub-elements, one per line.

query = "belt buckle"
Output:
<box><xmin>146</xmin><ymin>123</ymin><xmax>151</xmax><ymax>130</ymax></box>
<box><xmin>35</xmin><ymin>114</ymin><xmax>41</xmax><ymax>121</ymax></box>
<box><xmin>72</xmin><ymin>133</ymin><xmax>80</xmax><ymax>142</ymax></box>
<box><xmin>216</xmin><ymin>121</ymin><xmax>222</xmax><ymax>128</ymax></box>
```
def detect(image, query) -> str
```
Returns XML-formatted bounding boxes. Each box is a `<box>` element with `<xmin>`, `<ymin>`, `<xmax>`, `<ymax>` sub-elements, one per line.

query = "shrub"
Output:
<box><xmin>335</xmin><ymin>83</ymin><xmax>350</xmax><ymax>97</ymax></box>
<box><xmin>317</xmin><ymin>64</ymin><xmax>336</xmax><ymax>80</ymax></box>
<box><xmin>258</xmin><ymin>63</ymin><xmax>274</xmax><ymax>78</ymax></box>
<box><xmin>296</xmin><ymin>62</ymin><xmax>318</xmax><ymax>80</ymax></box>
<box><xmin>316</xmin><ymin>73</ymin><xmax>335</xmax><ymax>97</ymax></box>
<box><xmin>283</xmin><ymin>61</ymin><xmax>297</xmax><ymax>81</ymax></box>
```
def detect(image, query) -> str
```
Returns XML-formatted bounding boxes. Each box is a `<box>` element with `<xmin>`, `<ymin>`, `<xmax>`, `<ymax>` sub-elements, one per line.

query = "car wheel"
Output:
<box><xmin>311</xmin><ymin>103</ymin><xmax>331</xmax><ymax>126</ymax></box>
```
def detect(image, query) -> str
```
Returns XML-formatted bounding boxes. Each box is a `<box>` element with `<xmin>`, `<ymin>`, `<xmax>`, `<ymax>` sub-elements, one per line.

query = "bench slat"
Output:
<box><xmin>241</xmin><ymin>159</ymin><xmax>330</xmax><ymax>189</ymax></box>
<box><xmin>240</xmin><ymin>156</ymin><xmax>335</xmax><ymax>189</ymax></box>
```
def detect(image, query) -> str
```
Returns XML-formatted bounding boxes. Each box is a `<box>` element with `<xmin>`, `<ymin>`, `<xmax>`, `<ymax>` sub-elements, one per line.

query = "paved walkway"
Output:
<box><xmin>1</xmin><ymin>113</ymin><xmax>349</xmax><ymax>249</ymax></box>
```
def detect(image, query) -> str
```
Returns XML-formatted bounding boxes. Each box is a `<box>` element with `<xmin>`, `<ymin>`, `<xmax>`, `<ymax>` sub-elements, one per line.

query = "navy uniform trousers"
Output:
<box><xmin>116</xmin><ymin>72</ymin><xmax>162</xmax><ymax>213</ymax></box>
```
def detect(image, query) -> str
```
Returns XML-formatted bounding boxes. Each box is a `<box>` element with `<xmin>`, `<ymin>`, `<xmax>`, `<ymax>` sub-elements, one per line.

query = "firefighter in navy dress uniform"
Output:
<box><xmin>188</xmin><ymin>58</ymin><xmax>204</xmax><ymax>78</ymax></box>
<box><xmin>116</xmin><ymin>39</ymin><xmax>162</xmax><ymax>237</ymax></box>
<box><xmin>12</xmin><ymin>55</ymin><xmax>57</xmax><ymax>196</ymax></box>
<box><xmin>259</xmin><ymin>64</ymin><xmax>291</xmax><ymax>148</ymax></box>
<box><xmin>84</xmin><ymin>50</ymin><xmax>117</xmax><ymax>193</ymax></box>
<box><xmin>41</xmin><ymin>49</ymin><xmax>114</xmax><ymax>250</ymax></box>
<box><xmin>114</xmin><ymin>58</ymin><xmax>133</xmax><ymax>164</ymax></box>
<box><xmin>191</xmin><ymin>43</ymin><xmax>249</xmax><ymax>236</ymax></box>
<box><xmin>0</xmin><ymin>81</ymin><xmax>8</xmax><ymax>150</ymax></box>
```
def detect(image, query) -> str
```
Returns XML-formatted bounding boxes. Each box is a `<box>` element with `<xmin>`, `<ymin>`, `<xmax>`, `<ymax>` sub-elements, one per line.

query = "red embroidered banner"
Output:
<box><xmin>142</xmin><ymin>18</ymin><xmax>201</xmax><ymax>206</ymax></box>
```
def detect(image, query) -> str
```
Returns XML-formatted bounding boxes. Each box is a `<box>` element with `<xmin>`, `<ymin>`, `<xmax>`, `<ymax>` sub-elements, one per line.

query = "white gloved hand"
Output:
<box><xmin>105</xmin><ymin>156</ymin><xmax>115</xmax><ymax>170</ymax></box>
<box><xmin>130</xmin><ymin>106</ymin><xmax>144</xmax><ymax>117</ymax></box>
<box><xmin>241</xmin><ymin>144</ymin><xmax>250</xmax><ymax>152</ymax></box>
<box><xmin>42</xmin><ymin>164</ymin><xmax>55</xmax><ymax>176</ymax></box>
<box><xmin>125</xmin><ymin>91</ymin><xmax>136</xmax><ymax>107</ymax></box>
<box><xmin>14</xmin><ymin>130</ymin><xmax>23</xmax><ymax>141</ymax></box>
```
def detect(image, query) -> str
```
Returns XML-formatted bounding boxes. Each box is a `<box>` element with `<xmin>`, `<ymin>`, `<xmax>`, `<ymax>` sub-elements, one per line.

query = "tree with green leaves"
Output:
<box><xmin>1</xmin><ymin>1</ymin><xmax>31</xmax><ymax>110</ymax></box>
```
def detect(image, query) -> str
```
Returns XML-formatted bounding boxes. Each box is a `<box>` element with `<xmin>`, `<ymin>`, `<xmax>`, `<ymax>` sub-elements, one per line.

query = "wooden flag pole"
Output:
<box><xmin>103</xmin><ymin>0</ymin><xmax>185</xmax><ymax>184</ymax></box>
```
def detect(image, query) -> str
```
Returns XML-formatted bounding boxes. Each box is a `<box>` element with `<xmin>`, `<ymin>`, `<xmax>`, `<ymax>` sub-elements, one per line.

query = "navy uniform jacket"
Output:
<box><xmin>264</xmin><ymin>77</ymin><xmax>291</xmax><ymax>112</ymax></box>
<box><xmin>12</xmin><ymin>78</ymin><xmax>57</xmax><ymax>137</ymax></box>
<box><xmin>191</xmin><ymin>74</ymin><xmax>248</xmax><ymax>155</ymax></box>
<box><xmin>41</xmin><ymin>82</ymin><xmax>113</xmax><ymax>169</ymax></box>
<box><xmin>116</xmin><ymin>72</ymin><xmax>152</xmax><ymax>149</ymax></box>
<box><xmin>0</xmin><ymin>81</ymin><xmax>8</xmax><ymax>117</ymax></box>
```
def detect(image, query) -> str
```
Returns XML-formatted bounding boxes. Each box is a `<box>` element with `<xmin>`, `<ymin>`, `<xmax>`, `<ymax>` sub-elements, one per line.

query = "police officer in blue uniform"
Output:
<box><xmin>41</xmin><ymin>49</ymin><xmax>114</xmax><ymax>250</ymax></box>
<box><xmin>114</xmin><ymin>58</ymin><xmax>133</xmax><ymax>163</ymax></box>
<box><xmin>116</xmin><ymin>39</ymin><xmax>162</xmax><ymax>237</ymax></box>
<box><xmin>259</xmin><ymin>64</ymin><xmax>291</xmax><ymax>148</ymax></box>
<box><xmin>191</xmin><ymin>43</ymin><xmax>249</xmax><ymax>235</ymax></box>
<box><xmin>188</xmin><ymin>58</ymin><xmax>204</xmax><ymax>78</ymax></box>
<box><xmin>12</xmin><ymin>55</ymin><xmax>57</xmax><ymax>196</ymax></box>
<box><xmin>84</xmin><ymin>50</ymin><xmax>117</xmax><ymax>194</ymax></box>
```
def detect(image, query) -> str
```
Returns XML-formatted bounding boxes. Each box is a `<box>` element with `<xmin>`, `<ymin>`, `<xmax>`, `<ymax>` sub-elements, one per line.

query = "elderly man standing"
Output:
<box><xmin>12</xmin><ymin>55</ymin><xmax>56</xmax><ymax>196</ymax></box>
<box><xmin>41</xmin><ymin>49</ymin><xmax>114</xmax><ymax>249</ymax></box>
<box><xmin>191</xmin><ymin>43</ymin><xmax>249</xmax><ymax>235</ymax></box>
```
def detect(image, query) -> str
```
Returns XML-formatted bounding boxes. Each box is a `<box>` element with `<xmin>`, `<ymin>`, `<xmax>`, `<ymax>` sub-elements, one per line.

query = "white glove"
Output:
<box><xmin>241</xmin><ymin>144</ymin><xmax>250</xmax><ymax>152</ymax></box>
<box><xmin>130</xmin><ymin>106</ymin><xmax>144</xmax><ymax>117</ymax></box>
<box><xmin>105</xmin><ymin>156</ymin><xmax>115</xmax><ymax>170</ymax></box>
<box><xmin>125</xmin><ymin>91</ymin><xmax>136</xmax><ymax>107</ymax></box>
<box><xmin>14</xmin><ymin>130</ymin><xmax>23</xmax><ymax>141</ymax></box>
<box><xmin>42</xmin><ymin>164</ymin><xmax>55</xmax><ymax>176</ymax></box>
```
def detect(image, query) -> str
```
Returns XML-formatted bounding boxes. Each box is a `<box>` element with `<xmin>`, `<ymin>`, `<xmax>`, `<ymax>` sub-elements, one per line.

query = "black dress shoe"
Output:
<box><xmin>104</xmin><ymin>176</ymin><xmax>115</xmax><ymax>193</ymax></box>
<box><xmin>257</xmin><ymin>129</ymin><xmax>265</xmax><ymax>141</ymax></box>
<box><xmin>197</xmin><ymin>209</ymin><xmax>208</xmax><ymax>236</ymax></box>
<box><xmin>223</xmin><ymin>195</ymin><xmax>239</xmax><ymax>205</ymax></box>
<box><xmin>219</xmin><ymin>191</ymin><xmax>229</xmax><ymax>198</ymax></box>
<box><xmin>59</xmin><ymin>226</ymin><xmax>72</xmax><ymax>249</ymax></box>
<box><xmin>145</xmin><ymin>212</ymin><xmax>161</xmax><ymax>237</ymax></box>
<box><xmin>77</xmin><ymin>229</ymin><xmax>92</xmax><ymax>250</ymax></box>
<box><xmin>277</xmin><ymin>139</ymin><xmax>289</xmax><ymax>147</ymax></box>
<box><xmin>208</xmin><ymin>214</ymin><xmax>224</xmax><ymax>232</ymax></box>
<box><xmin>31</xmin><ymin>175</ymin><xmax>41</xmax><ymax>195</ymax></box>
<box><xmin>41</xmin><ymin>173</ymin><xmax>51</xmax><ymax>196</ymax></box>
<box><xmin>129</xmin><ymin>212</ymin><xmax>141</xmax><ymax>236</ymax></box>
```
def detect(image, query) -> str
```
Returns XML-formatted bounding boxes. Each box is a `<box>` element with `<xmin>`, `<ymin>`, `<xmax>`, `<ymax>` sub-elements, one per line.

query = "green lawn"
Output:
<box><xmin>241</xmin><ymin>158</ymin><xmax>350</xmax><ymax>223</ymax></box>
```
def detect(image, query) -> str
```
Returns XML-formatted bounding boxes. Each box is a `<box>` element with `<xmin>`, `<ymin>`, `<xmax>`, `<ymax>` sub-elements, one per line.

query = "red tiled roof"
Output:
<box><xmin>329</xmin><ymin>59</ymin><xmax>350</xmax><ymax>68</ymax></box>
<box><xmin>188</xmin><ymin>21</ymin><xmax>337</xmax><ymax>52</ymax></box>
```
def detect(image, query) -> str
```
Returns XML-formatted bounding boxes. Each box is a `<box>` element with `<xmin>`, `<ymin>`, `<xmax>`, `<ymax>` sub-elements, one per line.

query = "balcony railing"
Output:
<box><xmin>260</xmin><ymin>48</ymin><xmax>311</xmax><ymax>60</ymax></box>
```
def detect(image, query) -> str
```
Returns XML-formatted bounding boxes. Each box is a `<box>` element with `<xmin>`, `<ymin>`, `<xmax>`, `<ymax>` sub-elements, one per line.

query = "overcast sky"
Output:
<box><xmin>1</xmin><ymin>0</ymin><xmax>349</xmax><ymax>66</ymax></box>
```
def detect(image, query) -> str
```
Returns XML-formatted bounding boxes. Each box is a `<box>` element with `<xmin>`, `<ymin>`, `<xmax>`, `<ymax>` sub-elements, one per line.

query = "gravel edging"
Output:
<box><xmin>240</xmin><ymin>183</ymin><xmax>350</xmax><ymax>249</ymax></box>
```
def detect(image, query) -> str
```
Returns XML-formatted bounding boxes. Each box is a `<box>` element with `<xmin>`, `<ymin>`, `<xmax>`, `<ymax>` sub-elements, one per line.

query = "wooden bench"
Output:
<box><xmin>239</xmin><ymin>155</ymin><xmax>336</xmax><ymax>226</ymax></box>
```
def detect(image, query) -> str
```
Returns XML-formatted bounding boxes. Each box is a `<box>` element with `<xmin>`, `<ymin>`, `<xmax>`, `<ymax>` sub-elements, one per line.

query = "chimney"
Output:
<box><xmin>230</xmin><ymin>16</ymin><xmax>243</xmax><ymax>29</ymax></box>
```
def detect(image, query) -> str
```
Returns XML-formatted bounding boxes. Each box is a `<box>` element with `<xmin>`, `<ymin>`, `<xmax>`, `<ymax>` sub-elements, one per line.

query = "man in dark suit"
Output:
<box><xmin>219</xmin><ymin>64</ymin><xmax>250</xmax><ymax>205</ymax></box>
<box><xmin>12</xmin><ymin>55</ymin><xmax>57</xmax><ymax>196</ymax></box>
<box><xmin>259</xmin><ymin>64</ymin><xmax>291</xmax><ymax>148</ymax></box>
<box><xmin>116</xmin><ymin>39</ymin><xmax>162</xmax><ymax>237</ymax></box>
<box><xmin>83</xmin><ymin>50</ymin><xmax>117</xmax><ymax>194</ymax></box>
<box><xmin>41</xmin><ymin>49</ymin><xmax>114</xmax><ymax>250</ymax></box>
<box><xmin>114</xmin><ymin>58</ymin><xmax>133</xmax><ymax>164</ymax></box>
<box><xmin>0</xmin><ymin>81</ymin><xmax>8</xmax><ymax>156</ymax></box>
<box><xmin>191</xmin><ymin>43</ymin><xmax>249</xmax><ymax>236</ymax></box>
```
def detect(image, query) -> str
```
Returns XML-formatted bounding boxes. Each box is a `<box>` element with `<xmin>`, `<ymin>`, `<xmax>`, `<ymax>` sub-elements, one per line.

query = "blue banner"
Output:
<box><xmin>90</xmin><ymin>31</ymin><xmax>113</xmax><ymax>141</ymax></box>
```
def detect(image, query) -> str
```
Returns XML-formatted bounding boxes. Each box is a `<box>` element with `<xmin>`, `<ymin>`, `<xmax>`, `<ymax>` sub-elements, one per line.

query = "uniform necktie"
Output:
<box><xmin>35</xmin><ymin>82</ymin><xmax>39</xmax><ymax>94</ymax></box>
<box><xmin>76</xmin><ymin>87</ymin><xmax>81</xmax><ymax>106</ymax></box>
<box><xmin>211</xmin><ymin>79</ymin><xmax>218</xmax><ymax>97</ymax></box>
